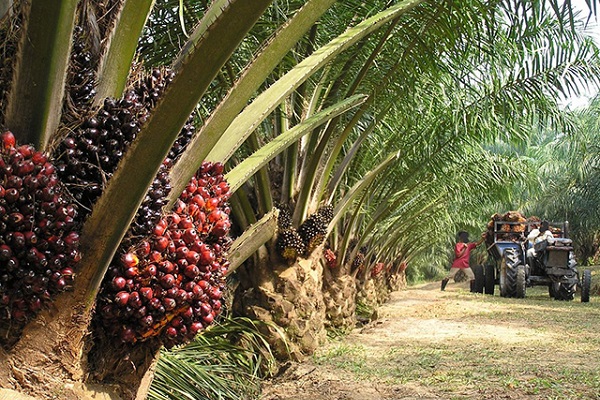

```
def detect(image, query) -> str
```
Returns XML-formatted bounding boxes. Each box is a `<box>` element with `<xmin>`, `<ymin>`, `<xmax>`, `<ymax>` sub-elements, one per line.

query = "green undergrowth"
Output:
<box><xmin>148</xmin><ymin>316</ymin><xmax>280</xmax><ymax>400</ymax></box>
<box><xmin>355</xmin><ymin>301</ymin><xmax>375</xmax><ymax>320</ymax></box>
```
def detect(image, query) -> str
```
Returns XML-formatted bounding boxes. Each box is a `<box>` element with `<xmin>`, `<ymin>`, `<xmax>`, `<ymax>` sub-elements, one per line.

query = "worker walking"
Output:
<box><xmin>441</xmin><ymin>231</ymin><xmax>485</xmax><ymax>291</ymax></box>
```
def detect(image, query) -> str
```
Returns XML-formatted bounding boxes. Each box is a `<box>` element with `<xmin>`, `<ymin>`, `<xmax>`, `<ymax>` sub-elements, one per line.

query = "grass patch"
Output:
<box><xmin>311</xmin><ymin>280</ymin><xmax>600</xmax><ymax>399</ymax></box>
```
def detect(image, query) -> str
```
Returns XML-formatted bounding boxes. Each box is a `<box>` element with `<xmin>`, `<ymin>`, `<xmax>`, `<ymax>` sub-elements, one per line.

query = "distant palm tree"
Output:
<box><xmin>522</xmin><ymin>97</ymin><xmax>600</xmax><ymax>263</ymax></box>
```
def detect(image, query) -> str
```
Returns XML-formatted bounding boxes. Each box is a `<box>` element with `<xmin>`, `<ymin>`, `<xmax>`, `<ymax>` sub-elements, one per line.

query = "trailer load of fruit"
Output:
<box><xmin>484</xmin><ymin>211</ymin><xmax>540</xmax><ymax>246</ymax></box>
<box><xmin>473</xmin><ymin>211</ymin><xmax>590</xmax><ymax>302</ymax></box>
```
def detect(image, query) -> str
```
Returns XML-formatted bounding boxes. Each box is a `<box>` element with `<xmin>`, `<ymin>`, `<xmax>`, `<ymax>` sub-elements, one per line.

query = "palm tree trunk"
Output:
<box><xmin>233</xmin><ymin>248</ymin><xmax>328</xmax><ymax>360</ymax></box>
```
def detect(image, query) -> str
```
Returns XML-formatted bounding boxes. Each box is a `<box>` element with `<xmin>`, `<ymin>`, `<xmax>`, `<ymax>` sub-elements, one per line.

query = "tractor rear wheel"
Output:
<box><xmin>581</xmin><ymin>269</ymin><xmax>591</xmax><ymax>303</ymax></box>
<box><xmin>549</xmin><ymin>282</ymin><xmax>559</xmax><ymax>299</ymax></box>
<box><xmin>471</xmin><ymin>265</ymin><xmax>484</xmax><ymax>293</ymax></box>
<box><xmin>500</xmin><ymin>247</ymin><xmax>522</xmax><ymax>298</ymax></box>
<box><xmin>484</xmin><ymin>264</ymin><xmax>495</xmax><ymax>295</ymax></box>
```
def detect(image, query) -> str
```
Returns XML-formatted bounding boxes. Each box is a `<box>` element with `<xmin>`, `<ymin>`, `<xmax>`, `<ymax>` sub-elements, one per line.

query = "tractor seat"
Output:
<box><xmin>534</xmin><ymin>237</ymin><xmax>573</xmax><ymax>253</ymax></box>
<box><xmin>547</xmin><ymin>237</ymin><xmax>572</xmax><ymax>246</ymax></box>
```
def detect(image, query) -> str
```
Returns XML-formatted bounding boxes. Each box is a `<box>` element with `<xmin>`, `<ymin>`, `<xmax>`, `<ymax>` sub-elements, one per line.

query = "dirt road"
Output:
<box><xmin>259</xmin><ymin>280</ymin><xmax>600</xmax><ymax>399</ymax></box>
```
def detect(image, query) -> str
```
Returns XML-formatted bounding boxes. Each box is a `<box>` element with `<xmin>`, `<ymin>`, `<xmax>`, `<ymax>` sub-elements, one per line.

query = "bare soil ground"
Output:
<box><xmin>259</xmin><ymin>280</ymin><xmax>600</xmax><ymax>400</ymax></box>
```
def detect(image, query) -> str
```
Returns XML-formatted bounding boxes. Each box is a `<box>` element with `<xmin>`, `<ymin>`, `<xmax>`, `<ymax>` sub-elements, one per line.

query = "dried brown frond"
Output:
<box><xmin>0</xmin><ymin>0</ymin><xmax>25</xmax><ymax>128</ymax></box>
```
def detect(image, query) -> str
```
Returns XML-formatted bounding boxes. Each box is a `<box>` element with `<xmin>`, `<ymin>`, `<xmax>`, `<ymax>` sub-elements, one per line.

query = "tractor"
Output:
<box><xmin>472</xmin><ymin>219</ymin><xmax>591</xmax><ymax>302</ymax></box>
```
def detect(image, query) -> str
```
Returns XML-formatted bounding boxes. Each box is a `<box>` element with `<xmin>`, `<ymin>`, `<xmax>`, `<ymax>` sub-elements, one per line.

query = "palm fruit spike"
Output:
<box><xmin>63</xmin><ymin>25</ymin><xmax>97</xmax><ymax>120</ymax></box>
<box><xmin>352</xmin><ymin>252</ymin><xmax>365</xmax><ymax>271</ymax></box>
<box><xmin>298</xmin><ymin>212</ymin><xmax>328</xmax><ymax>254</ymax></box>
<box><xmin>348</xmin><ymin>238</ymin><xmax>358</xmax><ymax>251</ymax></box>
<box><xmin>276</xmin><ymin>203</ymin><xmax>293</xmax><ymax>230</ymax></box>
<box><xmin>276</xmin><ymin>228</ymin><xmax>305</xmax><ymax>262</ymax></box>
<box><xmin>316</xmin><ymin>204</ymin><xmax>334</xmax><ymax>225</ymax></box>
<box><xmin>54</xmin><ymin>67</ymin><xmax>180</xmax><ymax>221</ymax></box>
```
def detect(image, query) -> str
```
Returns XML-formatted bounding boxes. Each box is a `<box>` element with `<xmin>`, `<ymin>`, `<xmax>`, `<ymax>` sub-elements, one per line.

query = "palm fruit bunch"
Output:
<box><xmin>503</xmin><ymin>211</ymin><xmax>527</xmax><ymax>233</ymax></box>
<box><xmin>122</xmin><ymin>115</ymin><xmax>195</xmax><ymax>243</ymax></box>
<box><xmin>397</xmin><ymin>260</ymin><xmax>407</xmax><ymax>273</ymax></box>
<box><xmin>166</xmin><ymin>118</ymin><xmax>196</xmax><ymax>162</ymax></box>
<box><xmin>485</xmin><ymin>211</ymin><xmax>528</xmax><ymax>245</ymax></box>
<box><xmin>65</xmin><ymin>26</ymin><xmax>97</xmax><ymax>113</ymax></box>
<box><xmin>352</xmin><ymin>252</ymin><xmax>365</xmax><ymax>271</ymax></box>
<box><xmin>371</xmin><ymin>262</ymin><xmax>384</xmax><ymax>278</ymax></box>
<box><xmin>324</xmin><ymin>248</ymin><xmax>337</xmax><ymax>268</ymax></box>
<box><xmin>95</xmin><ymin>162</ymin><xmax>231</xmax><ymax>348</ymax></box>
<box><xmin>276</xmin><ymin>203</ymin><xmax>293</xmax><ymax>230</ymax></box>
<box><xmin>0</xmin><ymin>131</ymin><xmax>80</xmax><ymax>338</ymax></box>
<box><xmin>345</xmin><ymin>238</ymin><xmax>358</xmax><ymax>265</ymax></box>
<box><xmin>53</xmin><ymin>68</ymin><xmax>177</xmax><ymax>218</ymax></box>
<box><xmin>317</xmin><ymin>204</ymin><xmax>334</xmax><ymax>224</ymax></box>
<box><xmin>124</xmin><ymin>160</ymin><xmax>173</xmax><ymax>244</ymax></box>
<box><xmin>275</xmin><ymin>228</ymin><xmax>305</xmax><ymax>263</ymax></box>
<box><xmin>275</xmin><ymin>203</ymin><xmax>305</xmax><ymax>263</ymax></box>
<box><xmin>298</xmin><ymin>204</ymin><xmax>334</xmax><ymax>254</ymax></box>
<box><xmin>351</xmin><ymin>246</ymin><xmax>367</xmax><ymax>272</ymax></box>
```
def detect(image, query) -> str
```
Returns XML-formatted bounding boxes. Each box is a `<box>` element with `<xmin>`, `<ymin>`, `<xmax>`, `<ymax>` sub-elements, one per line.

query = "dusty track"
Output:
<box><xmin>260</xmin><ymin>280</ymin><xmax>600</xmax><ymax>399</ymax></box>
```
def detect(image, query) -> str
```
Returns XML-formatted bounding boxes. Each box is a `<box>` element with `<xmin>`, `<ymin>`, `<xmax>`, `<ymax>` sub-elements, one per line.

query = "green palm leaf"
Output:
<box><xmin>167</xmin><ymin>0</ymin><xmax>338</xmax><ymax>204</ymax></box>
<box><xmin>94</xmin><ymin>0</ymin><xmax>156</xmax><ymax>102</ymax></box>
<box><xmin>226</xmin><ymin>94</ymin><xmax>367</xmax><ymax>193</ymax></box>
<box><xmin>149</xmin><ymin>317</ymin><xmax>280</xmax><ymax>400</ymax></box>
<box><xmin>5</xmin><ymin>0</ymin><xmax>78</xmax><ymax>148</ymax></box>
<box><xmin>204</xmin><ymin>0</ymin><xmax>423</xmax><ymax>164</ymax></box>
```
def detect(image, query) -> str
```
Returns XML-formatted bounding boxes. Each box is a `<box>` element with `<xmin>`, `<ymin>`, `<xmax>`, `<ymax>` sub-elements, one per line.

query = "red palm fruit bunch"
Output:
<box><xmin>371</xmin><ymin>262</ymin><xmax>384</xmax><ymax>278</ymax></box>
<box><xmin>95</xmin><ymin>162</ymin><xmax>231</xmax><ymax>347</ymax></box>
<box><xmin>398</xmin><ymin>260</ymin><xmax>407</xmax><ymax>273</ymax></box>
<box><xmin>324</xmin><ymin>248</ymin><xmax>337</xmax><ymax>268</ymax></box>
<box><xmin>128</xmin><ymin>115</ymin><xmax>196</xmax><ymax>239</ymax></box>
<box><xmin>0</xmin><ymin>131</ymin><xmax>80</xmax><ymax>342</ymax></box>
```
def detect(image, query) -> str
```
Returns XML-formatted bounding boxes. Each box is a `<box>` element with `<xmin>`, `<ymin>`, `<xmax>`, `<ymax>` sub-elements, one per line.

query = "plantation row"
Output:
<box><xmin>1</xmin><ymin>1</ymin><xmax>599</xmax><ymax>399</ymax></box>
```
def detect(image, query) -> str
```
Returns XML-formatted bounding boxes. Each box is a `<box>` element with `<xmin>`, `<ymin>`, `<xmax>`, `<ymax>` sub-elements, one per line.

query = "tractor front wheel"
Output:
<box><xmin>581</xmin><ymin>269</ymin><xmax>591</xmax><ymax>303</ymax></box>
<box><xmin>549</xmin><ymin>282</ymin><xmax>559</xmax><ymax>299</ymax></box>
<box><xmin>554</xmin><ymin>283</ymin><xmax>576</xmax><ymax>301</ymax></box>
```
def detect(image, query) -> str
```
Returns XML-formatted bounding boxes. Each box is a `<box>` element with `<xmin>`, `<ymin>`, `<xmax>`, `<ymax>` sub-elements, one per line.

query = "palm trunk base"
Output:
<box><xmin>234</xmin><ymin>252</ymin><xmax>327</xmax><ymax>361</ymax></box>
<box><xmin>0</xmin><ymin>298</ymin><xmax>159</xmax><ymax>400</ymax></box>
<box><xmin>387</xmin><ymin>271</ymin><xmax>407</xmax><ymax>292</ymax></box>
<box><xmin>322</xmin><ymin>271</ymin><xmax>357</xmax><ymax>331</ymax></box>
<box><xmin>356</xmin><ymin>278</ymin><xmax>380</xmax><ymax>312</ymax></box>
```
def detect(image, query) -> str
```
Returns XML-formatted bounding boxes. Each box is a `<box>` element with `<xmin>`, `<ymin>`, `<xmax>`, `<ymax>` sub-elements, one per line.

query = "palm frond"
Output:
<box><xmin>148</xmin><ymin>316</ymin><xmax>281</xmax><ymax>400</ymax></box>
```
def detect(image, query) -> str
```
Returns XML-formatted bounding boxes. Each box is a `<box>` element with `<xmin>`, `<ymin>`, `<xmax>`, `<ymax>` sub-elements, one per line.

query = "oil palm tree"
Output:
<box><xmin>0</xmin><ymin>0</ymin><xmax>598</xmax><ymax>399</ymax></box>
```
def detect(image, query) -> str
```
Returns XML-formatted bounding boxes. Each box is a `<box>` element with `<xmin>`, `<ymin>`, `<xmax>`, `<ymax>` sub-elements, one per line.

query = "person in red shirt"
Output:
<box><xmin>441</xmin><ymin>231</ymin><xmax>485</xmax><ymax>291</ymax></box>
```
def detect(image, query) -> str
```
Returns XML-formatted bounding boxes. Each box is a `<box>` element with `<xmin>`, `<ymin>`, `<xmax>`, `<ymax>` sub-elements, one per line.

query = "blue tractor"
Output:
<box><xmin>472</xmin><ymin>219</ymin><xmax>591</xmax><ymax>302</ymax></box>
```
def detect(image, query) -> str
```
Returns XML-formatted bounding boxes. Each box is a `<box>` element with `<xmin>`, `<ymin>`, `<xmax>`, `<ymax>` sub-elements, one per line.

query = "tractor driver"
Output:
<box><xmin>526</xmin><ymin>220</ymin><xmax>553</xmax><ymax>265</ymax></box>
